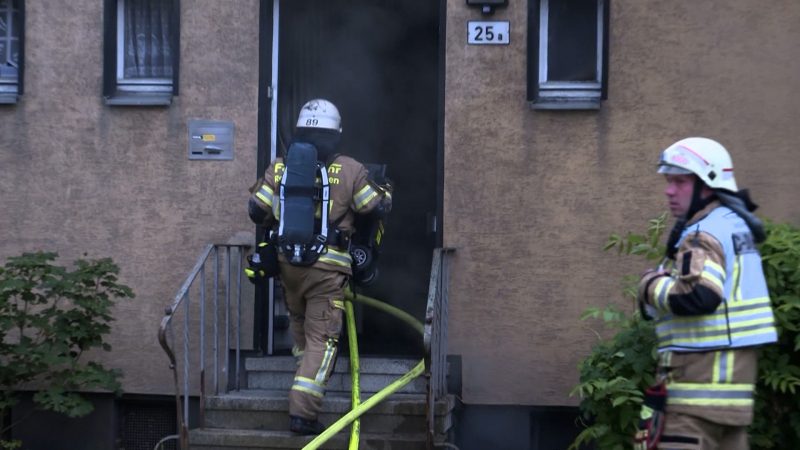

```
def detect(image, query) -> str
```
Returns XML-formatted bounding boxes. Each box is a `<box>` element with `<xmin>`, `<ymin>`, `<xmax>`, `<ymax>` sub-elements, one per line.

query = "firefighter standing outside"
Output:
<box><xmin>247</xmin><ymin>99</ymin><xmax>392</xmax><ymax>435</ymax></box>
<box><xmin>635</xmin><ymin>137</ymin><xmax>777</xmax><ymax>449</ymax></box>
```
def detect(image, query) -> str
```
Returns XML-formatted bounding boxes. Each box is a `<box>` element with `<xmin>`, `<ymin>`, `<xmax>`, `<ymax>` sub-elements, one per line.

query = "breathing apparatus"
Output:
<box><xmin>277</xmin><ymin>141</ymin><xmax>333</xmax><ymax>266</ymax></box>
<box><xmin>246</xmin><ymin>99</ymin><xmax>390</xmax><ymax>286</ymax></box>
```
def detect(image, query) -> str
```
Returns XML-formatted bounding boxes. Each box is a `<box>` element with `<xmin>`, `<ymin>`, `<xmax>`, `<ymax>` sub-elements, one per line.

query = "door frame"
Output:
<box><xmin>254</xmin><ymin>0</ymin><xmax>446</xmax><ymax>355</ymax></box>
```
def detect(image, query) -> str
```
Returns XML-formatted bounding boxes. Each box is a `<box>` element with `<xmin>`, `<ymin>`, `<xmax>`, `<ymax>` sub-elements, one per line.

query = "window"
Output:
<box><xmin>528</xmin><ymin>0</ymin><xmax>609</xmax><ymax>109</ymax></box>
<box><xmin>104</xmin><ymin>0</ymin><xmax>179</xmax><ymax>105</ymax></box>
<box><xmin>0</xmin><ymin>0</ymin><xmax>22</xmax><ymax>104</ymax></box>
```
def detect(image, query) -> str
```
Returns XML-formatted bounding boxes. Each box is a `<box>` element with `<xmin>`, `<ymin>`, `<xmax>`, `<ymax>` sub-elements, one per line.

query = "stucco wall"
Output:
<box><xmin>444</xmin><ymin>0</ymin><xmax>800</xmax><ymax>406</ymax></box>
<box><xmin>2</xmin><ymin>0</ymin><xmax>799</xmax><ymax>409</ymax></box>
<box><xmin>0</xmin><ymin>0</ymin><xmax>261</xmax><ymax>395</ymax></box>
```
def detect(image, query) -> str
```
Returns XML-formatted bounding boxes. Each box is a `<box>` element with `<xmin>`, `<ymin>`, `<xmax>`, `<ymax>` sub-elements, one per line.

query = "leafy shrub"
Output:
<box><xmin>750</xmin><ymin>221</ymin><xmax>800</xmax><ymax>448</ymax></box>
<box><xmin>568</xmin><ymin>214</ymin><xmax>666</xmax><ymax>450</ymax></box>
<box><xmin>569</xmin><ymin>215</ymin><xmax>800</xmax><ymax>450</ymax></box>
<box><xmin>0</xmin><ymin>252</ymin><xmax>134</xmax><ymax>441</ymax></box>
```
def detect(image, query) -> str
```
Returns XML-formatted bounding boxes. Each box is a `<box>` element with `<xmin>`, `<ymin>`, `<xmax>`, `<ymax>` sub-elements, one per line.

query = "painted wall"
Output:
<box><xmin>2</xmin><ymin>0</ymin><xmax>799</xmax><ymax>410</ymax></box>
<box><xmin>444</xmin><ymin>0</ymin><xmax>800</xmax><ymax>406</ymax></box>
<box><xmin>0</xmin><ymin>0</ymin><xmax>261</xmax><ymax>395</ymax></box>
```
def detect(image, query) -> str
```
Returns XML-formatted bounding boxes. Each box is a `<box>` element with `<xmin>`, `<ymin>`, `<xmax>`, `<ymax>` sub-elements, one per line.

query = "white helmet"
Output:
<box><xmin>657</xmin><ymin>137</ymin><xmax>738</xmax><ymax>192</ymax></box>
<box><xmin>296</xmin><ymin>99</ymin><xmax>342</xmax><ymax>132</ymax></box>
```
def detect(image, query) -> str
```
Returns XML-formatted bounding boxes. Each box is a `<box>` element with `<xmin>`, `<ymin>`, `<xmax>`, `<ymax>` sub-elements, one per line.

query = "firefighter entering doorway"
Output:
<box><xmin>247</xmin><ymin>99</ymin><xmax>392</xmax><ymax>434</ymax></box>
<box><xmin>270</xmin><ymin>0</ymin><xmax>441</xmax><ymax>357</ymax></box>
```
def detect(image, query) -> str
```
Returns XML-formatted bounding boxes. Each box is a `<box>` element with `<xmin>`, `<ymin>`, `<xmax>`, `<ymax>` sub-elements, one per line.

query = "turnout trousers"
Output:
<box><xmin>279</xmin><ymin>263</ymin><xmax>347</xmax><ymax>420</ymax></box>
<box><xmin>658</xmin><ymin>412</ymin><xmax>748</xmax><ymax>450</ymax></box>
<box><xmin>656</xmin><ymin>349</ymin><xmax>757</xmax><ymax>450</ymax></box>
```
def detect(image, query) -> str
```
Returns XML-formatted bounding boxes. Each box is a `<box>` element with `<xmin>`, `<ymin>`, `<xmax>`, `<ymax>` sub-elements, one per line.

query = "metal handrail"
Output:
<box><xmin>157</xmin><ymin>243</ymin><xmax>250</xmax><ymax>450</ymax></box>
<box><xmin>157</xmin><ymin>245</ymin><xmax>452</xmax><ymax>450</ymax></box>
<box><xmin>424</xmin><ymin>247</ymin><xmax>455</xmax><ymax>447</ymax></box>
<box><xmin>424</xmin><ymin>248</ymin><xmax>455</xmax><ymax>397</ymax></box>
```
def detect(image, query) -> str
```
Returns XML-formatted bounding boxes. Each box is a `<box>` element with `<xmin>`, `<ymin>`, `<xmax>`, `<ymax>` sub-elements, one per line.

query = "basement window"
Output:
<box><xmin>103</xmin><ymin>0</ymin><xmax>179</xmax><ymax>106</ymax></box>
<box><xmin>528</xmin><ymin>0</ymin><xmax>609</xmax><ymax>110</ymax></box>
<box><xmin>0</xmin><ymin>0</ymin><xmax>22</xmax><ymax>104</ymax></box>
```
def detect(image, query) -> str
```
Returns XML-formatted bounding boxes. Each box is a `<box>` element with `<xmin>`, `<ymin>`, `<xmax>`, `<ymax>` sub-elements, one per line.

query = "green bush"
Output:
<box><xmin>750</xmin><ymin>221</ymin><xmax>800</xmax><ymax>448</ymax></box>
<box><xmin>0</xmin><ymin>252</ymin><xmax>134</xmax><ymax>443</ymax></box>
<box><xmin>569</xmin><ymin>215</ymin><xmax>800</xmax><ymax>450</ymax></box>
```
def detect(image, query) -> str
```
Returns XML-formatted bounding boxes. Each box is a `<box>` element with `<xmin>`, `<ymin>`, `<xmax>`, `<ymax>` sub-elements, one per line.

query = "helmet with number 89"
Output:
<box><xmin>296</xmin><ymin>99</ymin><xmax>342</xmax><ymax>133</ymax></box>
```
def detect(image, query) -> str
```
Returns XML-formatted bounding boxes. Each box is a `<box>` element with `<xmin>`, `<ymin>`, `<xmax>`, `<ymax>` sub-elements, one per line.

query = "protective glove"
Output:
<box><xmin>244</xmin><ymin>241</ymin><xmax>280</xmax><ymax>285</ymax></box>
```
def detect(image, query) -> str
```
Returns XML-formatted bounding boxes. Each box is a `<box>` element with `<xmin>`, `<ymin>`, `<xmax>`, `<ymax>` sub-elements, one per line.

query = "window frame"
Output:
<box><xmin>0</xmin><ymin>0</ymin><xmax>23</xmax><ymax>104</ymax></box>
<box><xmin>103</xmin><ymin>0</ymin><xmax>180</xmax><ymax>106</ymax></box>
<box><xmin>527</xmin><ymin>0</ymin><xmax>609</xmax><ymax>110</ymax></box>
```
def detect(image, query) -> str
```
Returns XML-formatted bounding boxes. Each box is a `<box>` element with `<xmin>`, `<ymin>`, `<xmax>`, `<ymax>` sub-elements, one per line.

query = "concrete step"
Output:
<box><xmin>204</xmin><ymin>390</ymin><xmax>454</xmax><ymax>435</ymax></box>
<box><xmin>246</xmin><ymin>356</ymin><xmax>428</xmax><ymax>394</ymax></box>
<box><xmin>189</xmin><ymin>428</ymin><xmax>429</xmax><ymax>450</ymax></box>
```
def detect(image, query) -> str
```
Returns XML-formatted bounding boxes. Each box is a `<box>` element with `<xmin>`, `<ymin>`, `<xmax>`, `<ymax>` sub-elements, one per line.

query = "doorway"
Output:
<box><xmin>259</xmin><ymin>0</ymin><xmax>442</xmax><ymax>356</ymax></box>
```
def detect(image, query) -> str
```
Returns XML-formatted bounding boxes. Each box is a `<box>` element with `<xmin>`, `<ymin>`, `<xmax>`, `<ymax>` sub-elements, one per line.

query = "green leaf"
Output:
<box><xmin>611</xmin><ymin>396</ymin><xmax>630</xmax><ymax>407</ymax></box>
<box><xmin>573</xmin><ymin>216</ymin><xmax>800</xmax><ymax>450</ymax></box>
<box><xmin>0</xmin><ymin>251</ymin><xmax>134</xmax><ymax>432</ymax></box>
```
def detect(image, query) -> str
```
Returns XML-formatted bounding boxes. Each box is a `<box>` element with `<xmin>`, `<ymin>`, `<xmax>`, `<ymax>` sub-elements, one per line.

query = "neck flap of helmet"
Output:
<box><xmin>292</xmin><ymin>127</ymin><xmax>341</xmax><ymax>163</ymax></box>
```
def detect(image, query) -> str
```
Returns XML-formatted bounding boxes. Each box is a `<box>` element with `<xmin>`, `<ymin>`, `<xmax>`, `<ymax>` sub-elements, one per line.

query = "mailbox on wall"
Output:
<box><xmin>188</xmin><ymin>119</ymin><xmax>234</xmax><ymax>160</ymax></box>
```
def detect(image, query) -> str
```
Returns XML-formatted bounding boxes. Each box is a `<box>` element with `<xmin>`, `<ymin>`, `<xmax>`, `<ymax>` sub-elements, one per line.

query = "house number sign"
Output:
<box><xmin>468</xmin><ymin>21</ymin><xmax>510</xmax><ymax>45</ymax></box>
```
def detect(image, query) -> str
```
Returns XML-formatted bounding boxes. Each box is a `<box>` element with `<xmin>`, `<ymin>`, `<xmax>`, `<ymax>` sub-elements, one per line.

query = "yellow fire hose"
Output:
<box><xmin>302</xmin><ymin>290</ymin><xmax>426</xmax><ymax>450</ymax></box>
<box><xmin>345</xmin><ymin>300</ymin><xmax>361</xmax><ymax>450</ymax></box>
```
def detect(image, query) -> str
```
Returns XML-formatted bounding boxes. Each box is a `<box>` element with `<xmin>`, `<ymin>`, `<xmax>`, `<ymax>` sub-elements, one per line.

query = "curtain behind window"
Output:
<box><xmin>123</xmin><ymin>0</ymin><xmax>172</xmax><ymax>79</ymax></box>
<box><xmin>0</xmin><ymin>0</ymin><xmax>20</xmax><ymax>80</ymax></box>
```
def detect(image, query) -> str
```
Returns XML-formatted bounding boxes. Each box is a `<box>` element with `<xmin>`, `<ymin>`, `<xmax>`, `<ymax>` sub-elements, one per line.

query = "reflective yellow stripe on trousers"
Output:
<box><xmin>292</xmin><ymin>376</ymin><xmax>325</xmax><ymax>398</ymax></box>
<box><xmin>667</xmin><ymin>382</ymin><xmax>754</xmax><ymax>407</ymax></box>
<box><xmin>315</xmin><ymin>338</ymin><xmax>337</xmax><ymax>384</ymax></box>
<box><xmin>713</xmin><ymin>350</ymin><xmax>734</xmax><ymax>383</ymax></box>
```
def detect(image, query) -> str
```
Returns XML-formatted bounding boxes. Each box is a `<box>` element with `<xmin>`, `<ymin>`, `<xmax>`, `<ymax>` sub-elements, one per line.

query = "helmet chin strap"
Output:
<box><xmin>665</xmin><ymin>177</ymin><xmax>716</xmax><ymax>260</ymax></box>
<box><xmin>665</xmin><ymin>217</ymin><xmax>687</xmax><ymax>261</ymax></box>
<box><xmin>686</xmin><ymin>177</ymin><xmax>716</xmax><ymax>220</ymax></box>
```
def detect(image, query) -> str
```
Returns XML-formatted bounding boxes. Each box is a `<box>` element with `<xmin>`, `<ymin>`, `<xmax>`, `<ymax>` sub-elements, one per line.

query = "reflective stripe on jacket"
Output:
<box><xmin>649</xmin><ymin>204</ymin><xmax>777</xmax><ymax>351</ymax></box>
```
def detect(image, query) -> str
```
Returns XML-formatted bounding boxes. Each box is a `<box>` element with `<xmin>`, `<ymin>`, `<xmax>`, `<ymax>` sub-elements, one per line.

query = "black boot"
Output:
<box><xmin>289</xmin><ymin>415</ymin><xmax>326</xmax><ymax>435</ymax></box>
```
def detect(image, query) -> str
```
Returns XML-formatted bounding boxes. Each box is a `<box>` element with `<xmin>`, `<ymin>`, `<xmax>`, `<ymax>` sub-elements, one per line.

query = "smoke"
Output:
<box><xmin>278</xmin><ymin>0</ymin><xmax>438</xmax><ymax>160</ymax></box>
<box><xmin>276</xmin><ymin>0</ymin><xmax>441</xmax><ymax>355</ymax></box>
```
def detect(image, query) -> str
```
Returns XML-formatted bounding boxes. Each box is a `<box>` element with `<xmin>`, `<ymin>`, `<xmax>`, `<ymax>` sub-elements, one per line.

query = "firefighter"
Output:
<box><xmin>635</xmin><ymin>137</ymin><xmax>777</xmax><ymax>450</ymax></box>
<box><xmin>247</xmin><ymin>99</ymin><xmax>392</xmax><ymax>435</ymax></box>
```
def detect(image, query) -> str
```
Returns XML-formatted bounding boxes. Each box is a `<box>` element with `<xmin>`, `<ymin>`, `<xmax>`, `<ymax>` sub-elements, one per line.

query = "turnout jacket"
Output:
<box><xmin>249</xmin><ymin>154</ymin><xmax>391</xmax><ymax>275</ymax></box>
<box><xmin>637</xmin><ymin>200</ymin><xmax>777</xmax><ymax>425</ymax></box>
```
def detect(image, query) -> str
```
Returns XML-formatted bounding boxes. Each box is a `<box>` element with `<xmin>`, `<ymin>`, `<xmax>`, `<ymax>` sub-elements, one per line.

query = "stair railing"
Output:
<box><xmin>303</xmin><ymin>247</ymin><xmax>455</xmax><ymax>450</ymax></box>
<box><xmin>157</xmin><ymin>243</ymin><xmax>251</xmax><ymax>450</ymax></box>
<box><xmin>424</xmin><ymin>247</ymin><xmax>455</xmax><ymax>447</ymax></box>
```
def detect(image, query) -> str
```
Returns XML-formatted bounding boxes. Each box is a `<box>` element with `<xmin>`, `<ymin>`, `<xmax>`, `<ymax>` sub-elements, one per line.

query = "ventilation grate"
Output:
<box><xmin>119</xmin><ymin>401</ymin><xmax>177</xmax><ymax>450</ymax></box>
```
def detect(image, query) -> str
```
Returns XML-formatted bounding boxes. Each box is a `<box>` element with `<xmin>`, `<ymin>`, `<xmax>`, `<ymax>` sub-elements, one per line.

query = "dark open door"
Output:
<box><xmin>258</xmin><ymin>0</ymin><xmax>442</xmax><ymax>356</ymax></box>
